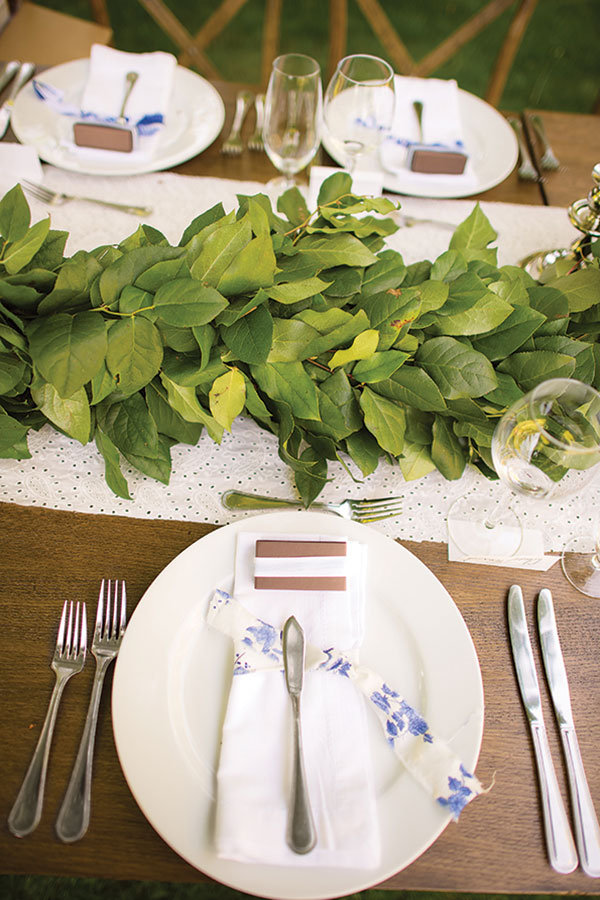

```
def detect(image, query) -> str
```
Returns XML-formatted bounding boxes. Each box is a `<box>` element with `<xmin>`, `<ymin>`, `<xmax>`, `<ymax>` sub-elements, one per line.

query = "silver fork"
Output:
<box><xmin>8</xmin><ymin>601</ymin><xmax>87</xmax><ymax>838</ymax></box>
<box><xmin>507</xmin><ymin>116</ymin><xmax>538</xmax><ymax>182</ymax></box>
<box><xmin>221</xmin><ymin>490</ymin><xmax>403</xmax><ymax>523</ymax></box>
<box><xmin>221</xmin><ymin>89</ymin><xmax>254</xmax><ymax>155</ymax></box>
<box><xmin>20</xmin><ymin>180</ymin><xmax>152</xmax><ymax>217</ymax></box>
<box><xmin>529</xmin><ymin>114</ymin><xmax>560</xmax><ymax>171</ymax></box>
<box><xmin>248</xmin><ymin>93</ymin><xmax>265</xmax><ymax>152</ymax></box>
<box><xmin>55</xmin><ymin>579</ymin><xmax>127</xmax><ymax>843</ymax></box>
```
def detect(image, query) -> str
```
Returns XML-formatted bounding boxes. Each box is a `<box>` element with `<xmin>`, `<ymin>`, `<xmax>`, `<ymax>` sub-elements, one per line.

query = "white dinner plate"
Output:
<box><xmin>11</xmin><ymin>58</ymin><xmax>225</xmax><ymax>176</ymax></box>
<box><xmin>322</xmin><ymin>77</ymin><xmax>518</xmax><ymax>199</ymax></box>
<box><xmin>112</xmin><ymin>511</ymin><xmax>484</xmax><ymax>900</ymax></box>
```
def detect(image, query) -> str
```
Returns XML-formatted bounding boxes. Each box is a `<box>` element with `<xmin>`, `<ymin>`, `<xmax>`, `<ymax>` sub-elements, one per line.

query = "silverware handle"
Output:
<box><xmin>55</xmin><ymin>658</ymin><xmax>111</xmax><ymax>843</ymax></box>
<box><xmin>561</xmin><ymin>725</ymin><xmax>600</xmax><ymax>877</ymax></box>
<box><xmin>8</xmin><ymin>62</ymin><xmax>35</xmax><ymax>102</ymax></box>
<box><xmin>77</xmin><ymin>196</ymin><xmax>152</xmax><ymax>216</ymax></box>
<box><xmin>0</xmin><ymin>60</ymin><xmax>20</xmax><ymax>95</ymax></box>
<box><xmin>530</xmin><ymin>722</ymin><xmax>578</xmax><ymax>873</ymax></box>
<box><xmin>7</xmin><ymin>671</ymin><xmax>70</xmax><ymax>837</ymax></box>
<box><xmin>287</xmin><ymin>695</ymin><xmax>316</xmax><ymax>854</ymax></box>
<box><xmin>255</xmin><ymin>93</ymin><xmax>265</xmax><ymax>130</ymax></box>
<box><xmin>222</xmin><ymin>490</ymin><xmax>306</xmax><ymax>510</ymax></box>
<box><xmin>230</xmin><ymin>90</ymin><xmax>254</xmax><ymax>138</ymax></box>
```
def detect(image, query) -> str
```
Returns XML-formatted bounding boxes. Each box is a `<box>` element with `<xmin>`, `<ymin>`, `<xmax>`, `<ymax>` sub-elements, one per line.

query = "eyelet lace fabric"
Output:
<box><xmin>0</xmin><ymin>169</ymin><xmax>596</xmax><ymax>550</ymax></box>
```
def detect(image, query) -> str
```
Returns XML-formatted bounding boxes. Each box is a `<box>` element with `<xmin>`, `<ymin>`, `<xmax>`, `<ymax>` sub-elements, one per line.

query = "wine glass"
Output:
<box><xmin>323</xmin><ymin>53</ymin><xmax>395</xmax><ymax>174</ymax></box>
<box><xmin>262</xmin><ymin>53</ymin><xmax>322</xmax><ymax>195</ymax></box>
<box><xmin>447</xmin><ymin>378</ymin><xmax>600</xmax><ymax>560</ymax></box>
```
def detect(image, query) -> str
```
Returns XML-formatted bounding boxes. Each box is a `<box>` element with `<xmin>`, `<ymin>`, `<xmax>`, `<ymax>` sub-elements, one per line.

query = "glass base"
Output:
<box><xmin>561</xmin><ymin>533</ymin><xmax>600</xmax><ymax>598</ymax></box>
<box><xmin>447</xmin><ymin>491</ymin><xmax>523</xmax><ymax>559</ymax></box>
<box><xmin>266</xmin><ymin>175</ymin><xmax>307</xmax><ymax>198</ymax></box>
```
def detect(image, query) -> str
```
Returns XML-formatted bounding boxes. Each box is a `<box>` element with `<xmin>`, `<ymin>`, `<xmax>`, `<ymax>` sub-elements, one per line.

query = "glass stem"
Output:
<box><xmin>483</xmin><ymin>487</ymin><xmax>514</xmax><ymax>530</ymax></box>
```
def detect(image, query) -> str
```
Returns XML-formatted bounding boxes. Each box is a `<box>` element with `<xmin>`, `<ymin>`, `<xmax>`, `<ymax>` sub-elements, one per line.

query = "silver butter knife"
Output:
<box><xmin>538</xmin><ymin>588</ymin><xmax>600</xmax><ymax>877</ymax></box>
<box><xmin>508</xmin><ymin>584</ymin><xmax>578</xmax><ymax>874</ymax></box>
<box><xmin>282</xmin><ymin>615</ymin><xmax>317</xmax><ymax>854</ymax></box>
<box><xmin>0</xmin><ymin>61</ymin><xmax>35</xmax><ymax>139</ymax></box>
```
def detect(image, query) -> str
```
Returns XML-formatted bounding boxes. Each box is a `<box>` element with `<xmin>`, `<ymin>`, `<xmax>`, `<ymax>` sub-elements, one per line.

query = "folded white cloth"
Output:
<box><xmin>211</xmin><ymin>532</ymin><xmax>380</xmax><ymax>868</ymax></box>
<box><xmin>0</xmin><ymin>144</ymin><xmax>43</xmax><ymax>196</ymax></box>
<box><xmin>380</xmin><ymin>76</ymin><xmax>478</xmax><ymax>191</ymax></box>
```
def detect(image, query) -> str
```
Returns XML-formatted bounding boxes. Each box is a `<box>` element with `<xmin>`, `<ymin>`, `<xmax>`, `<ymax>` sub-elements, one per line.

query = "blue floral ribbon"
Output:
<box><xmin>32</xmin><ymin>80</ymin><xmax>164</xmax><ymax>136</ymax></box>
<box><xmin>208</xmin><ymin>589</ymin><xmax>484</xmax><ymax>819</ymax></box>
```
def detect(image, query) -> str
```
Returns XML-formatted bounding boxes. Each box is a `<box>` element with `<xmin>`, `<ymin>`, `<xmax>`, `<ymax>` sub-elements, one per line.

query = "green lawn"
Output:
<box><xmin>34</xmin><ymin>0</ymin><xmax>600</xmax><ymax>113</ymax></box>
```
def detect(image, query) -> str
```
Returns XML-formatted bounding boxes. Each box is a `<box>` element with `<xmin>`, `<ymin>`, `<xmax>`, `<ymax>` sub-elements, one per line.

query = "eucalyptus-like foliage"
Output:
<box><xmin>0</xmin><ymin>174</ymin><xmax>599</xmax><ymax>504</ymax></box>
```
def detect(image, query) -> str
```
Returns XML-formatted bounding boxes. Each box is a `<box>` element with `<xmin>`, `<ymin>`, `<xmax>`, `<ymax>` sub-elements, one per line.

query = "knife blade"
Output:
<box><xmin>282</xmin><ymin>615</ymin><xmax>316</xmax><ymax>854</ymax></box>
<box><xmin>508</xmin><ymin>584</ymin><xmax>578</xmax><ymax>874</ymax></box>
<box><xmin>0</xmin><ymin>61</ymin><xmax>35</xmax><ymax>139</ymax></box>
<box><xmin>538</xmin><ymin>588</ymin><xmax>600</xmax><ymax>877</ymax></box>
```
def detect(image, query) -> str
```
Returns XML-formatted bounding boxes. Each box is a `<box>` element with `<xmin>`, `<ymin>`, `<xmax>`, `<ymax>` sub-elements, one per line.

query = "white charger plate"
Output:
<box><xmin>11</xmin><ymin>58</ymin><xmax>225</xmax><ymax>176</ymax></box>
<box><xmin>112</xmin><ymin>511</ymin><xmax>484</xmax><ymax>900</ymax></box>
<box><xmin>322</xmin><ymin>77</ymin><xmax>518</xmax><ymax>199</ymax></box>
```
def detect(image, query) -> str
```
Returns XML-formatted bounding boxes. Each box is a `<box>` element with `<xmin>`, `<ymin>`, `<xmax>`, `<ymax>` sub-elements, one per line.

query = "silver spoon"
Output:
<box><xmin>118</xmin><ymin>71</ymin><xmax>139</xmax><ymax>123</ymax></box>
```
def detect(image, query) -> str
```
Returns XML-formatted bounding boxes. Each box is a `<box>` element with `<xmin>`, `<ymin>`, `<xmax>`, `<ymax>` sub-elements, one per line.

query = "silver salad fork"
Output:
<box><xmin>222</xmin><ymin>490</ymin><xmax>403</xmax><ymax>523</ymax></box>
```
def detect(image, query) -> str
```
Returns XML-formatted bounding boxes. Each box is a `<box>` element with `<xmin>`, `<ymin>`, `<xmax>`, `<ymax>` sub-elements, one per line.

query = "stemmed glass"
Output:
<box><xmin>323</xmin><ymin>53</ymin><xmax>395</xmax><ymax>174</ymax></box>
<box><xmin>447</xmin><ymin>378</ymin><xmax>600</xmax><ymax>561</ymax></box>
<box><xmin>262</xmin><ymin>53</ymin><xmax>322</xmax><ymax>195</ymax></box>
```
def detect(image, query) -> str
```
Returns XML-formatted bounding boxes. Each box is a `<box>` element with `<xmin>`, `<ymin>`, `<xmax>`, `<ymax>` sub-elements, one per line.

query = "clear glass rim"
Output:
<box><xmin>527</xmin><ymin>376</ymin><xmax>600</xmax><ymax>455</ymax></box>
<box><xmin>335</xmin><ymin>53</ymin><xmax>395</xmax><ymax>86</ymax></box>
<box><xmin>272</xmin><ymin>53</ymin><xmax>321</xmax><ymax>79</ymax></box>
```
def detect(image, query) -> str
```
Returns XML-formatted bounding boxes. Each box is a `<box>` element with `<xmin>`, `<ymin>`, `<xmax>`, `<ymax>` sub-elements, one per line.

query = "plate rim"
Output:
<box><xmin>112</xmin><ymin>511</ymin><xmax>484</xmax><ymax>899</ymax></box>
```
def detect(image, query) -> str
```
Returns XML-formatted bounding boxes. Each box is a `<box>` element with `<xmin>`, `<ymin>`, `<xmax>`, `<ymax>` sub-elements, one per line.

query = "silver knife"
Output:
<box><xmin>0</xmin><ymin>61</ymin><xmax>35</xmax><ymax>139</ymax></box>
<box><xmin>538</xmin><ymin>588</ymin><xmax>600</xmax><ymax>877</ymax></box>
<box><xmin>508</xmin><ymin>584</ymin><xmax>578</xmax><ymax>874</ymax></box>
<box><xmin>282</xmin><ymin>615</ymin><xmax>317</xmax><ymax>854</ymax></box>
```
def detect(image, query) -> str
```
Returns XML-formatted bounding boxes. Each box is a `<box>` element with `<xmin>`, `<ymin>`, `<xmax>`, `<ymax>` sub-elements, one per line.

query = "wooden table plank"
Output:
<box><xmin>524</xmin><ymin>109</ymin><xmax>600</xmax><ymax>209</ymax></box>
<box><xmin>1</xmin><ymin>501</ymin><xmax>599</xmax><ymax>893</ymax></box>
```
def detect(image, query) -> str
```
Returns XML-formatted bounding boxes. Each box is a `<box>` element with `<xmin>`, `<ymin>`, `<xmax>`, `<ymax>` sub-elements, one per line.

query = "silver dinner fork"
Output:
<box><xmin>20</xmin><ymin>180</ymin><xmax>152</xmax><ymax>217</ymax></box>
<box><xmin>529</xmin><ymin>114</ymin><xmax>560</xmax><ymax>171</ymax></box>
<box><xmin>221</xmin><ymin>490</ymin><xmax>403</xmax><ymax>523</ymax></box>
<box><xmin>248</xmin><ymin>93</ymin><xmax>265</xmax><ymax>152</ymax></box>
<box><xmin>221</xmin><ymin>89</ymin><xmax>254</xmax><ymax>155</ymax></box>
<box><xmin>55</xmin><ymin>579</ymin><xmax>127</xmax><ymax>843</ymax></box>
<box><xmin>507</xmin><ymin>117</ymin><xmax>538</xmax><ymax>182</ymax></box>
<box><xmin>8</xmin><ymin>601</ymin><xmax>87</xmax><ymax>838</ymax></box>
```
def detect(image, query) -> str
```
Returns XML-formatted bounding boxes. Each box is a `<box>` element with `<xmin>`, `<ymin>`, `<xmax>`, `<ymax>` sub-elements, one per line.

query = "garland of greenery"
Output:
<box><xmin>0</xmin><ymin>173</ymin><xmax>599</xmax><ymax>505</ymax></box>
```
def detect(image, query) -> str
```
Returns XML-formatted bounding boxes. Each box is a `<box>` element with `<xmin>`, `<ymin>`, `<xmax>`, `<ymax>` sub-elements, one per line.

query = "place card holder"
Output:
<box><xmin>254</xmin><ymin>539</ymin><xmax>347</xmax><ymax>591</ymax></box>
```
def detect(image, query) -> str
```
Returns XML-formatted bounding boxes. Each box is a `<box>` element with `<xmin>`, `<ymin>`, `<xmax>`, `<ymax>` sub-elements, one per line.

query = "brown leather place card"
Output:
<box><xmin>73</xmin><ymin>121</ymin><xmax>134</xmax><ymax>152</ymax></box>
<box><xmin>255</xmin><ymin>540</ymin><xmax>347</xmax><ymax>558</ymax></box>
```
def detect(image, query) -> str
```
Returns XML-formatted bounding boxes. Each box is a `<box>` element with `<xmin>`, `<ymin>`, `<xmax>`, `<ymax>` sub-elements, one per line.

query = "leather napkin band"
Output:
<box><xmin>254</xmin><ymin>539</ymin><xmax>347</xmax><ymax>591</ymax></box>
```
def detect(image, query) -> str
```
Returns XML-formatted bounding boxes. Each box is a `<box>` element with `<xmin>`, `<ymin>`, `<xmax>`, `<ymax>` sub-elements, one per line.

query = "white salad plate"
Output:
<box><xmin>322</xmin><ymin>76</ymin><xmax>518</xmax><ymax>199</ymax></box>
<box><xmin>112</xmin><ymin>511</ymin><xmax>484</xmax><ymax>900</ymax></box>
<box><xmin>11</xmin><ymin>58</ymin><xmax>225</xmax><ymax>176</ymax></box>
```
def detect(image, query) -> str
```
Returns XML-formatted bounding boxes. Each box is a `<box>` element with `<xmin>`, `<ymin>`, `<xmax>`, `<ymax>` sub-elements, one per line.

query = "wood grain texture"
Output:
<box><xmin>1</xmin><ymin>501</ymin><xmax>600</xmax><ymax>892</ymax></box>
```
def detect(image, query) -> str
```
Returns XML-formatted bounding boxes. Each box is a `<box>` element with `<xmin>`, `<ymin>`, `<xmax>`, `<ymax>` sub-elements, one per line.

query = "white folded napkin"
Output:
<box><xmin>0</xmin><ymin>144</ymin><xmax>43</xmax><ymax>197</ymax></box>
<box><xmin>380</xmin><ymin>76</ymin><xmax>478</xmax><ymax>191</ymax></box>
<box><xmin>211</xmin><ymin>531</ymin><xmax>380</xmax><ymax>868</ymax></box>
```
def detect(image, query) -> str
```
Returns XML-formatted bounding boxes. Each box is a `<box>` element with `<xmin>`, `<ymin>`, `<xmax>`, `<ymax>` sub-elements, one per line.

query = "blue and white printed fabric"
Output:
<box><xmin>208</xmin><ymin>533</ymin><xmax>483</xmax><ymax>868</ymax></box>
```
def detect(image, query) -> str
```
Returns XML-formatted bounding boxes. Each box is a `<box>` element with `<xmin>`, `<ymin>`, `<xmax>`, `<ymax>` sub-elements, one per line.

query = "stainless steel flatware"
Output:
<box><xmin>529</xmin><ymin>115</ymin><xmax>560</xmax><ymax>171</ymax></box>
<box><xmin>392</xmin><ymin>210</ymin><xmax>456</xmax><ymax>230</ymax></box>
<box><xmin>507</xmin><ymin>116</ymin><xmax>539</xmax><ymax>182</ymax></box>
<box><xmin>221</xmin><ymin>89</ymin><xmax>254</xmax><ymax>155</ymax></box>
<box><xmin>508</xmin><ymin>584</ymin><xmax>578</xmax><ymax>874</ymax></box>
<box><xmin>8</xmin><ymin>601</ymin><xmax>87</xmax><ymax>838</ymax></box>
<box><xmin>538</xmin><ymin>588</ymin><xmax>600</xmax><ymax>877</ymax></box>
<box><xmin>283</xmin><ymin>615</ymin><xmax>316</xmax><ymax>854</ymax></box>
<box><xmin>55</xmin><ymin>579</ymin><xmax>127</xmax><ymax>843</ymax></box>
<box><xmin>0</xmin><ymin>61</ymin><xmax>35</xmax><ymax>139</ymax></box>
<box><xmin>0</xmin><ymin>60</ymin><xmax>20</xmax><ymax>95</ymax></box>
<box><xmin>117</xmin><ymin>70</ymin><xmax>139</xmax><ymax>124</ymax></box>
<box><xmin>248</xmin><ymin>92</ymin><xmax>265</xmax><ymax>152</ymax></box>
<box><xmin>20</xmin><ymin>180</ymin><xmax>152</xmax><ymax>216</ymax></box>
<box><xmin>221</xmin><ymin>490</ymin><xmax>403</xmax><ymax>523</ymax></box>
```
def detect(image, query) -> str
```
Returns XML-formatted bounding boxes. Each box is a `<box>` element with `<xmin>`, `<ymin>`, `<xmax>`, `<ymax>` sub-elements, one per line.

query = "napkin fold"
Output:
<box><xmin>380</xmin><ymin>77</ymin><xmax>478</xmax><ymax>191</ymax></box>
<box><xmin>0</xmin><ymin>144</ymin><xmax>43</xmax><ymax>196</ymax></box>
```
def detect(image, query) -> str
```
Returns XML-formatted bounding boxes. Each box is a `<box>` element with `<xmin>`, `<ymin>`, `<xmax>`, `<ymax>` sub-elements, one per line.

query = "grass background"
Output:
<box><xmin>4</xmin><ymin>1</ymin><xmax>600</xmax><ymax>898</ymax></box>
<box><xmin>33</xmin><ymin>0</ymin><xmax>600</xmax><ymax>113</ymax></box>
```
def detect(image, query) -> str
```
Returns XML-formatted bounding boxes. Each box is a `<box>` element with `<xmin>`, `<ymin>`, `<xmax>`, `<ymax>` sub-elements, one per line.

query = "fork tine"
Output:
<box><xmin>80</xmin><ymin>602</ymin><xmax>87</xmax><ymax>656</ymax></box>
<box><xmin>111</xmin><ymin>580</ymin><xmax>118</xmax><ymax>639</ymax></box>
<box><xmin>356</xmin><ymin>508</ymin><xmax>403</xmax><ymax>523</ymax></box>
<box><xmin>119</xmin><ymin>582</ymin><xmax>127</xmax><ymax>637</ymax></box>
<box><xmin>73</xmin><ymin>602</ymin><xmax>80</xmax><ymax>658</ymax></box>
<box><xmin>56</xmin><ymin>600</ymin><xmax>67</xmax><ymax>654</ymax></box>
<box><xmin>96</xmin><ymin>579</ymin><xmax>105</xmax><ymax>639</ymax></box>
<box><xmin>65</xmin><ymin>601</ymin><xmax>74</xmax><ymax>657</ymax></box>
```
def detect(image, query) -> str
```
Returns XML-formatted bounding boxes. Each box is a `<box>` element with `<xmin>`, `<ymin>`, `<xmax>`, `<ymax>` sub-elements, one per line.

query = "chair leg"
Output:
<box><xmin>89</xmin><ymin>0</ymin><xmax>111</xmax><ymax>28</ymax></box>
<box><xmin>328</xmin><ymin>0</ymin><xmax>347</xmax><ymax>79</ymax></box>
<box><xmin>486</xmin><ymin>0</ymin><xmax>539</xmax><ymax>105</ymax></box>
<box><xmin>261</xmin><ymin>0</ymin><xmax>282</xmax><ymax>88</ymax></box>
<box><xmin>136</xmin><ymin>0</ymin><xmax>221</xmax><ymax>78</ymax></box>
<box><xmin>179</xmin><ymin>0</ymin><xmax>249</xmax><ymax>69</ymax></box>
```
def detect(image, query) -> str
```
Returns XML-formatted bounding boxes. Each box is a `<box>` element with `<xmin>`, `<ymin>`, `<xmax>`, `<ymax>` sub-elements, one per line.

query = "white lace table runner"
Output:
<box><xmin>1</xmin><ymin>168</ymin><xmax>596</xmax><ymax>551</ymax></box>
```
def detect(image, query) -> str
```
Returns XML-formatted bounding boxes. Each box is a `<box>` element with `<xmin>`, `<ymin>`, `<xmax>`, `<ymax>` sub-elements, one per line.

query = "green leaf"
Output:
<box><xmin>352</xmin><ymin>349</ymin><xmax>409</xmax><ymax>382</ymax></box>
<box><xmin>217</xmin><ymin>233</ymin><xmax>277</xmax><ymax>296</ymax></box>
<box><xmin>268</xmin><ymin>276</ymin><xmax>332</xmax><ymax>304</ymax></box>
<box><xmin>449</xmin><ymin>203</ymin><xmax>497</xmax><ymax>253</ymax></box>
<box><xmin>372</xmin><ymin>365</ymin><xmax>447</xmax><ymax>413</ymax></box>
<box><xmin>317</xmin><ymin>172</ymin><xmax>353</xmax><ymax>206</ymax></box>
<box><xmin>295</xmin><ymin>232</ymin><xmax>378</xmax><ymax>269</ymax></box>
<box><xmin>95</xmin><ymin>426</ymin><xmax>131</xmax><ymax>499</ymax></box>
<box><xmin>359</xmin><ymin>386</ymin><xmax>406</xmax><ymax>456</ymax></box>
<box><xmin>277</xmin><ymin>187</ymin><xmax>310</xmax><ymax>227</ymax></box>
<box><xmin>0</xmin><ymin>351</ymin><xmax>26</xmax><ymax>393</ymax></box>
<box><xmin>430</xmin><ymin>250</ymin><xmax>468</xmax><ymax>283</ymax></box>
<box><xmin>97</xmin><ymin>392</ymin><xmax>159</xmax><ymax>460</ymax></box>
<box><xmin>250</xmin><ymin>361</ymin><xmax>320</xmax><ymax>420</ymax></box>
<box><xmin>294</xmin><ymin>446</ymin><xmax>329</xmax><ymax>506</ymax></box>
<box><xmin>546</xmin><ymin>266</ymin><xmax>600</xmax><ymax>313</ymax></box>
<box><xmin>497</xmin><ymin>350</ymin><xmax>576</xmax><ymax>391</ymax></box>
<box><xmin>134</xmin><ymin>257</ymin><xmax>188</xmax><ymax>292</ymax></box>
<box><xmin>416</xmin><ymin>336</ymin><xmax>497</xmax><ymax>399</ymax></box>
<box><xmin>329</xmin><ymin>330</ymin><xmax>379</xmax><ymax>368</ymax></box>
<box><xmin>345</xmin><ymin>428</ymin><xmax>381</xmax><ymax>476</ymax></box>
<box><xmin>145</xmin><ymin>380</ymin><xmax>203</xmax><ymax>444</ymax></box>
<box><xmin>153</xmin><ymin>278</ymin><xmax>228</xmax><ymax>326</ymax></box>
<box><xmin>209</xmin><ymin>367</ymin><xmax>246</xmax><ymax>430</ymax></box>
<box><xmin>38</xmin><ymin>251</ymin><xmax>104</xmax><ymax>314</ymax></box>
<box><xmin>399</xmin><ymin>442</ymin><xmax>436</xmax><ymax>481</ymax></box>
<box><xmin>31</xmin><ymin>379</ymin><xmax>91</xmax><ymax>444</ymax></box>
<box><xmin>178</xmin><ymin>202</ymin><xmax>226</xmax><ymax>246</ymax></box>
<box><xmin>472</xmin><ymin>304</ymin><xmax>546</xmax><ymax>360</ymax></box>
<box><xmin>431</xmin><ymin>415</ymin><xmax>466</xmax><ymax>480</ymax></box>
<box><xmin>28</xmin><ymin>311</ymin><xmax>107</xmax><ymax>398</ymax></box>
<box><xmin>106</xmin><ymin>316</ymin><xmax>163</xmax><ymax>395</ymax></box>
<box><xmin>222</xmin><ymin>304</ymin><xmax>274</xmax><ymax>364</ymax></box>
<box><xmin>3</xmin><ymin>217</ymin><xmax>51</xmax><ymax>275</ymax></box>
<box><xmin>99</xmin><ymin>246</ymin><xmax>183</xmax><ymax>307</ymax></box>
<box><xmin>26</xmin><ymin>229</ymin><xmax>68</xmax><ymax>272</ymax></box>
<box><xmin>0</xmin><ymin>184</ymin><xmax>30</xmax><ymax>243</ymax></box>
<box><xmin>190</xmin><ymin>217</ymin><xmax>252</xmax><ymax>285</ymax></box>
<box><xmin>159</xmin><ymin>372</ymin><xmax>224</xmax><ymax>442</ymax></box>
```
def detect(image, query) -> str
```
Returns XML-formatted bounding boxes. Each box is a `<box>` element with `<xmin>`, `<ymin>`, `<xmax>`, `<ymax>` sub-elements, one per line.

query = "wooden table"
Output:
<box><xmin>3</xmin><ymin>79</ymin><xmax>600</xmax><ymax>895</ymax></box>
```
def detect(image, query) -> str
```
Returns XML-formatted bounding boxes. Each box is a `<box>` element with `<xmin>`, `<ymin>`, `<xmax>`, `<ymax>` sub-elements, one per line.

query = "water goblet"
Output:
<box><xmin>447</xmin><ymin>378</ymin><xmax>600</xmax><ymax>560</ymax></box>
<box><xmin>323</xmin><ymin>53</ymin><xmax>395</xmax><ymax>175</ymax></box>
<box><xmin>262</xmin><ymin>53</ymin><xmax>322</xmax><ymax>196</ymax></box>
